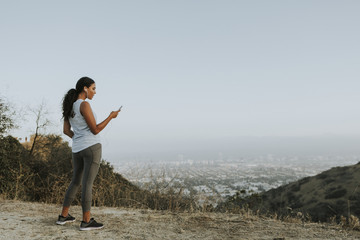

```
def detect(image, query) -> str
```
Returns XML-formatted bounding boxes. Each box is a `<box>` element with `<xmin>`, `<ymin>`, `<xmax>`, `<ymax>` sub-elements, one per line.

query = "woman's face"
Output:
<box><xmin>85</xmin><ymin>83</ymin><xmax>96</xmax><ymax>100</ymax></box>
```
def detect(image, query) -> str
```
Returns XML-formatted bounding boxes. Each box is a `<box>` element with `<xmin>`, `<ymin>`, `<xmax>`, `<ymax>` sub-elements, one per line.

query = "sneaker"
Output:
<box><xmin>56</xmin><ymin>214</ymin><xmax>76</xmax><ymax>225</ymax></box>
<box><xmin>79</xmin><ymin>218</ymin><xmax>104</xmax><ymax>231</ymax></box>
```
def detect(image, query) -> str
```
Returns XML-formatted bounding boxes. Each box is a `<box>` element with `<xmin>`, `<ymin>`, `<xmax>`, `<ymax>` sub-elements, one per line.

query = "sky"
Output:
<box><xmin>1</xmin><ymin>1</ymin><xmax>360</xmax><ymax>163</ymax></box>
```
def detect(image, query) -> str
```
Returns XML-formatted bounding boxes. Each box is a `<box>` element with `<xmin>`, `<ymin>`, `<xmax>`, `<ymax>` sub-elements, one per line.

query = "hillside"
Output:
<box><xmin>1</xmin><ymin>199</ymin><xmax>360</xmax><ymax>240</ymax></box>
<box><xmin>225</xmin><ymin>162</ymin><xmax>360</xmax><ymax>222</ymax></box>
<box><xmin>0</xmin><ymin>135</ymin><xmax>193</xmax><ymax>211</ymax></box>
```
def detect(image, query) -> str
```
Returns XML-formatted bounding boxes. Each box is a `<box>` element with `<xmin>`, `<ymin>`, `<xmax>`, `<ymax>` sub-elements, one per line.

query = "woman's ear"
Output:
<box><xmin>84</xmin><ymin>87</ymin><xmax>88</xmax><ymax>98</ymax></box>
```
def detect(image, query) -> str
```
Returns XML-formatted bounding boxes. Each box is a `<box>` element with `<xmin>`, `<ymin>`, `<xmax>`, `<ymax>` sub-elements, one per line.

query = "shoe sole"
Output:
<box><xmin>79</xmin><ymin>226</ymin><xmax>104</xmax><ymax>231</ymax></box>
<box><xmin>56</xmin><ymin>219</ymin><xmax>76</xmax><ymax>225</ymax></box>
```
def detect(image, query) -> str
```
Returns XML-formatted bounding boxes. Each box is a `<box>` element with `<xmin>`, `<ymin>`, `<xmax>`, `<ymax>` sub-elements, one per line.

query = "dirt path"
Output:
<box><xmin>1</xmin><ymin>200</ymin><xmax>359</xmax><ymax>239</ymax></box>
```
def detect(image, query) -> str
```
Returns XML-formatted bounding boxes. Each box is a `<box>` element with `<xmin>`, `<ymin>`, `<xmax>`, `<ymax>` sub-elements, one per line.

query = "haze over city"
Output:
<box><xmin>1</xmin><ymin>1</ymin><xmax>360</xmax><ymax>164</ymax></box>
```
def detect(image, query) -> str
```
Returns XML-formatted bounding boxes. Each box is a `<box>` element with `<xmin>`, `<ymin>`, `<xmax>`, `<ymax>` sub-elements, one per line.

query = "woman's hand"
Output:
<box><xmin>63</xmin><ymin>119</ymin><xmax>74</xmax><ymax>138</ymax></box>
<box><xmin>81</xmin><ymin>102</ymin><xmax>122</xmax><ymax>135</ymax></box>
<box><xmin>109</xmin><ymin>110</ymin><xmax>121</xmax><ymax>119</ymax></box>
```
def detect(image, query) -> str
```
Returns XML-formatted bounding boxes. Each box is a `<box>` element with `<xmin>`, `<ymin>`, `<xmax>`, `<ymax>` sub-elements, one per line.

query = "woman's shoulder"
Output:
<box><xmin>80</xmin><ymin>100</ymin><xmax>93</xmax><ymax>114</ymax></box>
<box><xmin>80</xmin><ymin>100</ymin><xmax>91</xmax><ymax>107</ymax></box>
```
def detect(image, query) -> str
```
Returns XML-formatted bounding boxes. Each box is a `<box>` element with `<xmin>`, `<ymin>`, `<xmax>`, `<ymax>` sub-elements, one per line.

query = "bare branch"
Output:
<box><xmin>29</xmin><ymin>101</ymin><xmax>52</xmax><ymax>157</ymax></box>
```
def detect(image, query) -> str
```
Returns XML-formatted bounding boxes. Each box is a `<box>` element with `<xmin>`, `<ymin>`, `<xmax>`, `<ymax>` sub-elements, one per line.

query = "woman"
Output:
<box><xmin>56</xmin><ymin>76</ymin><xmax>120</xmax><ymax>230</ymax></box>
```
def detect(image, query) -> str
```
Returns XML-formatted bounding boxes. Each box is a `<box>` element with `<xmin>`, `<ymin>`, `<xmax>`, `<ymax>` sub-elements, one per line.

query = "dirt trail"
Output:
<box><xmin>0</xmin><ymin>200</ymin><xmax>359</xmax><ymax>240</ymax></box>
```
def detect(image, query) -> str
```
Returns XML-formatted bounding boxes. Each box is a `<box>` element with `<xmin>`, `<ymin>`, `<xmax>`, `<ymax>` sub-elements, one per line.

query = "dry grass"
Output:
<box><xmin>2</xmin><ymin>199</ymin><xmax>360</xmax><ymax>240</ymax></box>
<box><xmin>0</xmin><ymin>135</ymin><xmax>197</xmax><ymax>212</ymax></box>
<box><xmin>4</xmin><ymin>134</ymin><xmax>360</xmax><ymax>235</ymax></box>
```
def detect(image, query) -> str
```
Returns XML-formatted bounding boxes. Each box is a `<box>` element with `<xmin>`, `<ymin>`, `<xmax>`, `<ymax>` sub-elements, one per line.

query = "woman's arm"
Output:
<box><xmin>63</xmin><ymin>119</ymin><xmax>74</xmax><ymax>138</ymax></box>
<box><xmin>80</xmin><ymin>101</ymin><xmax>120</xmax><ymax>135</ymax></box>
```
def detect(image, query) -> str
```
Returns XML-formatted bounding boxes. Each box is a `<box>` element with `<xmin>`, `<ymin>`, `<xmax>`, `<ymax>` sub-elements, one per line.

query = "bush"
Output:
<box><xmin>0</xmin><ymin>97</ymin><xmax>15</xmax><ymax>136</ymax></box>
<box><xmin>290</xmin><ymin>184</ymin><xmax>301</xmax><ymax>192</ymax></box>
<box><xmin>298</xmin><ymin>177</ymin><xmax>310</xmax><ymax>185</ymax></box>
<box><xmin>317</xmin><ymin>173</ymin><xmax>328</xmax><ymax>179</ymax></box>
<box><xmin>0</xmin><ymin>135</ymin><xmax>29</xmax><ymax>199</ymax></box>
<box><xmin>325</xmin><ymin>188</ymin><xmax>347</xmax><ymax>199</ymax></box>
<box><xmin>0</xmin><ymin>134</ymin><xmax>195</xmax><ymax>211</ymax></box>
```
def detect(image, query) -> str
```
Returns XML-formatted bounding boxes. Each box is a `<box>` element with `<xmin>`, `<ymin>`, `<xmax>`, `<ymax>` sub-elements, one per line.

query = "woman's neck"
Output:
<box><xmin>78</xmin><ymin>93</ymin><xmax>86</xmax><ymax>100</ymax></box>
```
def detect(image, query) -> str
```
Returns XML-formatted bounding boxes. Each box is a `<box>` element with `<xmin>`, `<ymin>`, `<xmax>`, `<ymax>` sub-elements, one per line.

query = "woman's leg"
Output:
<box><xmin>79</xmin><ymin>143</ymin><xmax>101</xmax><ymax>222</ymax></box>
<box><xmin>61</xmin><ymin>152</ymin><xmax>84</xmax><ymax>216</ymax></box>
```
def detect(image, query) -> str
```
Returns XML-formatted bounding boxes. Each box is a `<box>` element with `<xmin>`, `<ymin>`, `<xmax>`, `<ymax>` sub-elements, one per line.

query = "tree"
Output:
<box><xmin>0</xmin><ymin>96</ymin><xmax>15</xmax><ymax>136</ymax></box>
<box><xmin>28</xmin><ymin>102</ymin><xmax>51</xmax><ymax>157</ymax></box>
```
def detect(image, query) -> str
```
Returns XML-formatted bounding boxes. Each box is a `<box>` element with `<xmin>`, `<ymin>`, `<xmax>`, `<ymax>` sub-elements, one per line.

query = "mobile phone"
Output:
<box><xmin>118</xmin><ymin>106</ymin><xmax>123</xmax><ymax>111</ymax></box>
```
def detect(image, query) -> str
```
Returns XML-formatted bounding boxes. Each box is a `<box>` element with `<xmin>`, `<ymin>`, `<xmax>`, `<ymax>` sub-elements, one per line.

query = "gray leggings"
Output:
<box><xmin>63</xmin><ymin>143</ymin><xmax>101</xmax><ymax>213</ymax></box>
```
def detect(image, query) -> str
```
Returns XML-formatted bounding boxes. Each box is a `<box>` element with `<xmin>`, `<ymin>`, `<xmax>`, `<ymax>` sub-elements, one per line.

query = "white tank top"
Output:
<box><xmin>69</xmin><ymin>99</ymin><xmax>101</xmax><ymax>153</ymax></box>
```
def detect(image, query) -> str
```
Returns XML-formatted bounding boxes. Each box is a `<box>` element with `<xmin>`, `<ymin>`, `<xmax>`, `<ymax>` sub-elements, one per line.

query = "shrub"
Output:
<box><xmin>325</xmin><ymin>188</ymin><xmax>347</xmax><ymax>199</ymax></box>
<box><xmin>317</xmin><ymin>173</ymin><xmax>328</xmax><ymax>179</ymax></box>
<box><xmin>290</xmin><ymin>184</ymin><xmax>301</xmax><ymax>192</ymax></box>
<box><xmin>298</xmin><ymin>177</ymin><xmax>310</xmax><ymax>185</ymax></box>
<box><xmin>0</xmin><ymin>134</ymin><xmax>195</xmax><ymax>211</ymax></box>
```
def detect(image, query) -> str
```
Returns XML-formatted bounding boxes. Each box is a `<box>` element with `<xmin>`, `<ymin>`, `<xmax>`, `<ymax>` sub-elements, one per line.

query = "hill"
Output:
<box><xmin>1</xmin><ymin>199</ymin><xmax>360</xmax><ymax>240</ymax></box>
<box><xmin>221</xmin><ymin>162</ymin><xmax>360</xmax><ymax>222</ymax></box>
<box><xmin>0</xmin><ymin>135</ymin><xmax>193</xmax><ymax>211</ymax></box>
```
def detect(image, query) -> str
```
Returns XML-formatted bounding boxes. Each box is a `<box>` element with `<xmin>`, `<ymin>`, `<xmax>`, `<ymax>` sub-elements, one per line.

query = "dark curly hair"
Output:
<box><xmin>62</xmin><ymin>77</ymin><xmax>95</xmax><ymax>121</ymax></box>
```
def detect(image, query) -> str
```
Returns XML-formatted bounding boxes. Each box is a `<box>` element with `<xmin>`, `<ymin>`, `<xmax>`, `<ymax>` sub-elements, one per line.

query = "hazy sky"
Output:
<box><xmin>1</xmin><ymin>1</ymin><xmax>360</xmax><ymax>163</ymax></box>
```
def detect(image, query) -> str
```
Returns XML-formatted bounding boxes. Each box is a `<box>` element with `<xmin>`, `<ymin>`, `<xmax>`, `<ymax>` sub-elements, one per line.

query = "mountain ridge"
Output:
<box><xmin>222</xmin><ymin>162</ymin><xmax>360</xmax><ymax>222</ymax></box>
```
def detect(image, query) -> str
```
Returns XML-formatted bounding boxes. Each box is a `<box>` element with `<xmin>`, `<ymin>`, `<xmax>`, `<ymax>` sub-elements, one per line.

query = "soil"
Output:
<box><xmin>1</xmin><ymin>200</ymin><xmax>360</xmax><ymax>240</ymax></box>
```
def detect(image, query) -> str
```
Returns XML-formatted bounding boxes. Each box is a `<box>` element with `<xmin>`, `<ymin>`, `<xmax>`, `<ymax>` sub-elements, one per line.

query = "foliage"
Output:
<box><xmin>215</xmin><ymin>190</ymin><xmax>263</xmax><ymax>213</ymax></box>
<box><xmin>0</xmin><ymin>97</ymin><xmax>15</xmax><ymax>136</ymax></box>
<box><xmin>0</xmin><ymin>135</ymin><xmax>30</xmax><ymax>199</ymax></box>
<box><xmin>0</xmin><ymin>134</ymin><xmax>195</xmax><ymax>211</ymax></box>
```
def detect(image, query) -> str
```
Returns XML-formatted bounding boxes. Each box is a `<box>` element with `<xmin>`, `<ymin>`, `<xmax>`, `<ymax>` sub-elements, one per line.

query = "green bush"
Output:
<box><xmin>325</xmin><ymin>188</ymin><xmax>347</xmax><ymax>199</ymax></box>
